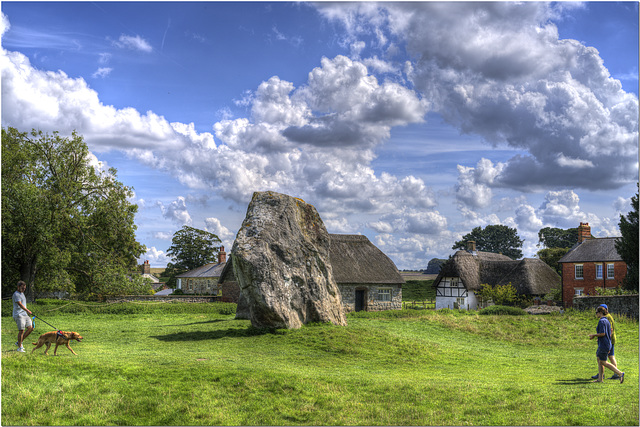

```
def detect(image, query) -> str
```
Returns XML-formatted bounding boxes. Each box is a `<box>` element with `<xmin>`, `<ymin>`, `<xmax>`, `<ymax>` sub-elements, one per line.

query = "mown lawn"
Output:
<box><xmin>2</xmin><ymin>301</ymin><xmax>638</xmax><ymax>425</ymax></box>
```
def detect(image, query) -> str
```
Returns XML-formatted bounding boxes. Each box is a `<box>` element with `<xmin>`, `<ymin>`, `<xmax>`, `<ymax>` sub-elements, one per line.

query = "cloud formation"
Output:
<box><xmin>160</xmin><ymin>197</ymin><xmax>192</xmax><ymax>225</ymax></box>
<box><xmin>113</xmin><ymin>34</ymin><xmax>153</xmax><ymax>52</ymax></box>
<box><xmin>318</xmin><ymin>2</ymin><xmax>638</xmax><ymax>195</ymax></box>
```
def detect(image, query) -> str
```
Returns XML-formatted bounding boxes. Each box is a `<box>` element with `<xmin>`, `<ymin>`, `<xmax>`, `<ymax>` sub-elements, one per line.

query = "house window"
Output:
<box><xmin>575</xmin><ymin>288</ymin><xmax>584</xmax><ymax>296</ymax></box>
<box><xmin>607</xmin><ymin>264</ymin><xmax>615</xmax><ymax>279</ymax></box>
<box><xmin>595</xmin><ymin>264</ymin><xmax>603</xmax><ymax>279</ymax></box>
<box><xmin>378</xmin><ymin>288</ymin><xmax>392</xmax><ymax>302</ymax></box>
<box><xmin>575</xmin><ymin>264</ymin><xmax>584</xmax><ymax>279</ymax></box>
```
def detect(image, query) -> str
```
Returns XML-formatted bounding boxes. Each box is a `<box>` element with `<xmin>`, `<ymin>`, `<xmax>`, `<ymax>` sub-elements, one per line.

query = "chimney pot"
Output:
<box><xmin>466</xmin><ymin>240</ymin><xmax>477</xmax><ymax>253</ymax></box>
<box><xmin>218</xmin><ymin>246</ymin><xmax>227</xmax><ymax>264</ymax></box>
<box><xmin>578</xmin><ymin>222</ymin><xmax>592</xmax><ymax>243</ymax></box>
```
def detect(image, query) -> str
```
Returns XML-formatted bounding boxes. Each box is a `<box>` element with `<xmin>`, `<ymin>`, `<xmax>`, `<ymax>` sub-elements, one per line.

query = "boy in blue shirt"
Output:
<box><xmin>589</xmin><ymin>306</ymin><xmax>625</xmax><ymax>383</ymax></box>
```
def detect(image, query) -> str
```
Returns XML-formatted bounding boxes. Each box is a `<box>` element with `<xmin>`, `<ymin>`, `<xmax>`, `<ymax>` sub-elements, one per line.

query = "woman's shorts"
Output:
<box><xmin>608</xmin><ymin>344</ymin><xmax>615</xmax><ymax>357</ymax></box>
<box><xmin>596</xmin><ymin>349</ymin><xmax>610</xmax><ymax>361</ymax></box>
<box><xmin>14</xmin><ymin>315</ymin><xmax>32</xmax><ymax>330</ymax></box>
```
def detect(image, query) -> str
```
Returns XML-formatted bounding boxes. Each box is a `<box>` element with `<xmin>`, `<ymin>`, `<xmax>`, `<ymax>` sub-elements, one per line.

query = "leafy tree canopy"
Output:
<box><xmin>615</xmin><ymin>186</ymin><xmax>638</xmax><ymax>291</ymax></box>
<box><xmin>537</xmin><ymin>227</ymin><xmax>579</xmax><ymax>249</ymax></box>
<box><xmin>536</xmin><ymin>247</ymin><xmax>570</xmax><ymax>275</ymax></box>
<box><xmin>425</xmin><ymin>258</ymin><xmax>446</xmax><ymax>274</ymax></box>
<box><xmin>452</xmin><ymin>225</ymin><xmax>523</xmax><ymax>260</ymax></box>
<box><xmin>165</xmin><ymin>226</ymin><xmax>222</xmax><ymax>285</ymax></box>
<box><xmin>1</xmin><ymin>128</ymin><xmax>147</xmax><ymax>300</ymax></box>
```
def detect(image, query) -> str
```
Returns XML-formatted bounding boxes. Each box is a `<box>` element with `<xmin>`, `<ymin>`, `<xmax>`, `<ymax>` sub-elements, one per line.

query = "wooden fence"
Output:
<box><xmin>402</xmin><ymin>300</ymin><xmax>436</xmax><ymax>310</ymax></box>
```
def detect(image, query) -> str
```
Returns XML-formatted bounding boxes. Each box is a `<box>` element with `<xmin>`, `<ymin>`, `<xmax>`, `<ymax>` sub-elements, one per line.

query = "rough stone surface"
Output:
<box><xmin>524</xmin><ymin>305</ymin><xmax>563</xmax><ymax>315</ymax></box>
<box><xmin>231</xmin><ymin>191</ymin><xmax>347</xmax><ymax>329</ymax></box>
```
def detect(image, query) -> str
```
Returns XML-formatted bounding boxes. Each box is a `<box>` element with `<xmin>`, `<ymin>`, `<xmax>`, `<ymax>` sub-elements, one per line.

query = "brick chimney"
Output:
<box><xmin>141</xmin><ymin>260</ymin><xmax>150</xmax><ymax>275</ymax></box>
<box><xmin>466</xmin><ymin>241</ymin><xmax>477</xmax><ymax>254</ymax></box>
<box><xmin>218</xmin><ymin>246</ymin><xmax>226</xmax><ymax>264</ymax></box>
<box><xmin>578</xmin><ymin>222</ymin><xmax>592</xmax><ymax>243</ymax></box>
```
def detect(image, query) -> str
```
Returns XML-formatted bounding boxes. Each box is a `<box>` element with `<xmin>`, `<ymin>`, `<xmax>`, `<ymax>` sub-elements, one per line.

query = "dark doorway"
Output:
<box><xmin>355</xmin><ymin>289</ymin><xmax>365</xmax><ymax>312</ymax></box>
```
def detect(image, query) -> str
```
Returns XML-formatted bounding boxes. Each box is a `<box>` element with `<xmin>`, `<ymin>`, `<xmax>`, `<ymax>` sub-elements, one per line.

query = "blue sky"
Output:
<box><xmin>1</xmin><ymin>2</ymin><xmax>638</xmax><ymax>270</ymax></box>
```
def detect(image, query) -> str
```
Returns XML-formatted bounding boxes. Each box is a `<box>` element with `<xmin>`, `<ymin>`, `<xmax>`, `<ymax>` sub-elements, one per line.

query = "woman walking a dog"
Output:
<box><xmin>12</xmin><ymin>281</ymin><xmax>33</xmax><ymax>353</ymax></box>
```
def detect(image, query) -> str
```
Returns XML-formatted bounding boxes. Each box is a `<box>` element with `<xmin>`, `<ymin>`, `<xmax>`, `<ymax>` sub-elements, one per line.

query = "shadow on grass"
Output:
<box><xmin>154</xmin><ymin>319</ymin><xmax>232</xmax><ymax>328</ymax></box>
<box><xmin>555</xmin><ymin>378</ymin><xmax>597</xmax><ymax>385</ymax></box>
<box><xmin>151</xmin><ymin>325</ymin><xmax>284</xmax><ymax>342</ymax></box>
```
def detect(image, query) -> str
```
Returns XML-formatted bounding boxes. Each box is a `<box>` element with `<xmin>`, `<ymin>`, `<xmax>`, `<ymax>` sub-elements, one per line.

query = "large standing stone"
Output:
<box><xmin>231</xmin><ymin>191</ymin><xmax>347</xmax><ymax>329</ymax></box>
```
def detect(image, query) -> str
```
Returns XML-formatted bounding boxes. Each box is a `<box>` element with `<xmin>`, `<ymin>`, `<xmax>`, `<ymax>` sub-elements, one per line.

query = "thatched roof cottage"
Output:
<box><xmin>433</xmin><ymin>242</ymin><xmax>561</xmax><ymax>309</ymax></box>
<box><xmin>329</xmin><ymin>234</ymin><xmax>404</xmax><ymax>312</ymax></box>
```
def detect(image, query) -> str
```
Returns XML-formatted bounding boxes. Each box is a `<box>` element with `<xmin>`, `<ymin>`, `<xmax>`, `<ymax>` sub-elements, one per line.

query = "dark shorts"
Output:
<box><xmin>596</xmin><ymin>349</ymin><xmax>609</xmax><ymax>362</ymax></box>
<box><xmin>608</xmin><ymin>344</ymin><xmax>615</xmax><ymax>357</ymax></box>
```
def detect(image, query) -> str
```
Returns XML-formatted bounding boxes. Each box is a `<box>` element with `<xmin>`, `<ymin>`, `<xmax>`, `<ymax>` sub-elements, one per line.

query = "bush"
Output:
<box><xmin>479</xmin><ymin>305</ymin><xmax>528</xmax><ymax>316</ymax></box>
<box><xmin>588</xmin><ymin>286</ymin><xmax>637</xmax><ymax>296</ymax></box>
<box><xmin>478</xmin><ymin>283</ymin><xmax>518</xmax><ymax>306</ymax></box>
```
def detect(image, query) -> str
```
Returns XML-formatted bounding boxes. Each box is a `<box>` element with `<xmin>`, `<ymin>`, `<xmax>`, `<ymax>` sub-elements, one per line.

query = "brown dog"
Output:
<box><xmin>32</xmin><ymin>331</ymin><xmax>83</xmax><ymax>355</ymax></box>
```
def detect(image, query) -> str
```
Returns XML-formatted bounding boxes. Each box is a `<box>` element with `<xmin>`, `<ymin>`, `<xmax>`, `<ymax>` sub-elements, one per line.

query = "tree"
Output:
<box><xmin>425</xmin><ymin>258</ymin><xmax>446</xmax><ymax>274</ymax></box>
<box><xmin>537</xmin><ymin>227</ymin><xmax>579</xmax><ymax>249</ymax></box>
<box><xmin>165</xmin><ymin>226</ymin><xmax>222</xmax><ymax>287</ymax></box>
<box><xmin>536</xmin><ymin>247</ymin><xmax>570</xmax><ymax>275</ymax></box>
<box><xmin>615</xmin><ymin>187</ymin><xmax>638</xmax><ymax>291</ymax></box>
<box><xmin>1</xmin><ymin>128</ymin><xmax>146</xmax><ymax>300</ymax></box>
<box><xmin>452</xmin><ymin>225</ymin><xmax>523</xmax><ymax>259</ymax></box>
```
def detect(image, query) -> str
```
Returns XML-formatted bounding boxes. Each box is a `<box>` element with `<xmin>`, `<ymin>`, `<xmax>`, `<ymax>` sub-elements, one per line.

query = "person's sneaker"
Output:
<box><xmin>15</xmin><ymin>342</ymin><xmax>19</xmax><ymax>347</ymax></box>
<box><xmin>16</xmin><ymin>347</ymin><xmax>25</xmax><ymax>353</ymax></box>
<box><xmin>619</xmin><ymin>372</ymin><xmax>625</xmax><ymax>384</ymax></box>
<box><xmin>608</xmin><ymin>374</ymin><xmax>620</xmax><ymax>380</ymax></box>
<box><xmin>591</xmin><ymin>374</ymin><xmax>600</xmax><ymax>379</ymax></box>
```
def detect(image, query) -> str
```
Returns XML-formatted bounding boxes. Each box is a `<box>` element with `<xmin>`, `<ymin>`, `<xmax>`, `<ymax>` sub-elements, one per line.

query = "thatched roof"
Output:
<box><xmin>559</xmin><ymin>238</ymin><xmax>622</xmax><ymax>263</ymax></box>
<box><xmin>329</xmin><ymin>234</ymin><xmax>404</xmax><ymax>285</ymax></box>
<box><xmin>217</xmin><ymin>235</ymin><xmax>404</xmax><ymax>286</ymax></box>
<box><xmin>177</xmin><ymin>262</ymin><xmax>226</xmax><ymax>279</ymax></box>
<box><xmin>434</xmin><ymin>250</ymin><xmax>560</xmax><ymax>295</ymax></box>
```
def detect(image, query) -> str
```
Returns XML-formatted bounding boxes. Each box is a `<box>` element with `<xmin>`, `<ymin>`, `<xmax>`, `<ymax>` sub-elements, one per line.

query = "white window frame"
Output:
<box><xmin>574</xmin><ymin>288</ymin><xmax>584</xmax><ymax>296</ymax></box>
<box><xmin>595</xmin><ymin>264</ymin><xmax>603</xmax><ymax>279</ymax></box>
<box><xmin>575</xmin><ymin>264</ymin><xmax>584</xmax><ymax>280</ymax></box>
<box><xmin>607</xmin><ymin>263</ymin><xmax>615</xmax><ymax>279</ymax></box>
<box><xmin>378</xmin><ymin>288</ymin><xmax>392</xmax><ymax>302</ymax></box>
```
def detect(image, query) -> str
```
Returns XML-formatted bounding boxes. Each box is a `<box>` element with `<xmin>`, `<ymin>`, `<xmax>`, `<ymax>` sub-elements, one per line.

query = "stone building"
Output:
<box><xmin>558</xmin><ymin>223</ymin><xmax>627</xmax><ymax>307</ymax></box>
<box><xmin>176</xmin><ymin>247</ymin><xmax>227</xmax><ymax>295</ymax></box>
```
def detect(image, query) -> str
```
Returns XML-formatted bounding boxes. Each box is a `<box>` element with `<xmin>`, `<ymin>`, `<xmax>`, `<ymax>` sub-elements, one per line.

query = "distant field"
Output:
<box><xmin>400</xmin><ymin>271</ymin><xmax>437</xmax><ymax>281</ymax></box>
<box><xmin>402</xmin><ymin>279</ymin><xmax>436</xmax><ymax>301</ymax></box>
<box><xmin>5</xmin><ymin>300</ymin><xmax>636</xmax><ymax>425</ymax></box>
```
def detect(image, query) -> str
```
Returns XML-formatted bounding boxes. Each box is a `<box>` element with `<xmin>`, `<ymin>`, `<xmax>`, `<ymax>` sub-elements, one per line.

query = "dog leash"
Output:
<box><xmin>32</xmin><ymin>314</ymin><xmax>62</xmax><ymax>333</ymax></box>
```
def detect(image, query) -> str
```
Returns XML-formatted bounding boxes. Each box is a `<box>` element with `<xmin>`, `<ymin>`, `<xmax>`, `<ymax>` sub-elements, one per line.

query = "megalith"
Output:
<box><xmin>231</xmin><ymin>191</ymin><xmax>347</xmax><ymax>329</ymax></box>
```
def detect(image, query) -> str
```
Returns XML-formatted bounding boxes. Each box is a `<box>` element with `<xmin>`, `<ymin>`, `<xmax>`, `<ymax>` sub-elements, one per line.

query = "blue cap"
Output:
<box><xmin>599</xmin><ymin>304</ymin><xmax>608</xmax><ymax>310</ymax></box>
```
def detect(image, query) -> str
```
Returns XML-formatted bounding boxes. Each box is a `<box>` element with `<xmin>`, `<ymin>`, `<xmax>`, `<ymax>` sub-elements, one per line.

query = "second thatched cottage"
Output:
<box><xmin>433</xmin><ymin>241</ymin><xmax>561</xmax><ymax>310</ymax></box>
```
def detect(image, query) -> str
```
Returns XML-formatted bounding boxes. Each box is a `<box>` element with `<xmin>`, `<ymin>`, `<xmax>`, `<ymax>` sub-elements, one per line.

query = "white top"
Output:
<box><xmin>12</xmin><ymin>291</ymin><xmax>27</xmax><ymax>317</ymax></box>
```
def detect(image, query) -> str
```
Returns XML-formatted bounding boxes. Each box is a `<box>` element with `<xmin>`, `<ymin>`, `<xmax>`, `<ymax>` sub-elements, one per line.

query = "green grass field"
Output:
<box><xmin>2</xmin><ymin>300</ymin><xmax>638</xmax><ymax>426</ymax></box>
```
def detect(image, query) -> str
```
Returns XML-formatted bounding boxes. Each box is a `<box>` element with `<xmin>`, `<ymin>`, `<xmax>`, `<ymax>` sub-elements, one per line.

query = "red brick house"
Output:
<box><xmin>558</xmin><ymin>223</ymin><xmax>627</xmax><ymax>307</ymax></box>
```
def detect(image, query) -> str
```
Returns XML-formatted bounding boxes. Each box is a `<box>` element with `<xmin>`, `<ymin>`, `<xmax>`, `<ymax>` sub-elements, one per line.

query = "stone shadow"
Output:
<box><xmin>150</xmin><ymin>325</ymin><xmax>282</xmax><ymax>342</ymax></box>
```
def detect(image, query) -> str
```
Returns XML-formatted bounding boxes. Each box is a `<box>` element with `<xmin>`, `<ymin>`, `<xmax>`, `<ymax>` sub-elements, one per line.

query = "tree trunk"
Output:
<box><xmin>19</xmin><ymin>256</ymin><xmax>37</xmax><ymax>303</ymax></box>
